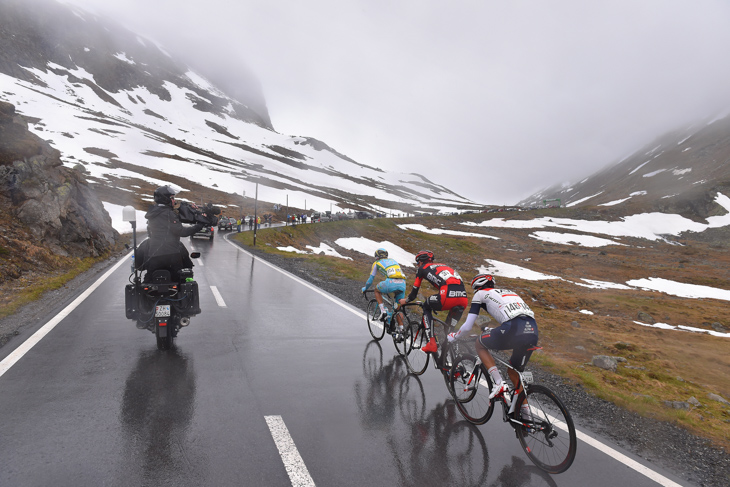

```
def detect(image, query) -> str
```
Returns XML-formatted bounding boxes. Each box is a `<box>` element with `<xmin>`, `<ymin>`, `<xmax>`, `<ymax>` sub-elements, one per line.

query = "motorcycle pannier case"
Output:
<box><xmin>179</xmin><ymin>281</ymin><xmax>201</xmax><ymax>315</ymax></box>
<box><xmin>125</xmin><ymin>283</ymin><xmax>141</xmax><ymax>320</ymax></box>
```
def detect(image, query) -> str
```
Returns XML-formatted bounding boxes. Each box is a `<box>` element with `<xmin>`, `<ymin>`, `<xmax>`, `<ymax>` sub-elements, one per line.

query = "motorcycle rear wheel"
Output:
<box><xmin>156</xmin><ymin>321</ymin><xmax>174</xmax><ymax>350</ymax></box>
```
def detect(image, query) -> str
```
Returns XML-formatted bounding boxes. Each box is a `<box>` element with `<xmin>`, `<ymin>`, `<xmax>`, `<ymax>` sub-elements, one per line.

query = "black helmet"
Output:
<box><xmin>154</xmin><ymin>185</ymin><xmax>177</xmax><ymax>206</ymax></box>
<box><xmin>471</xmin><ymin>273</ymin><xmax>495</xmax><ymax>290</ymax></box>
<box><xmin>415</xmin><ymin>250</ymin><xmax>434</xmax><ymax>264</ymax></box>
<box><xmin>374</xmin><ymin>248</ymin><xmax>388</xmax><ymax>259</ymax></box>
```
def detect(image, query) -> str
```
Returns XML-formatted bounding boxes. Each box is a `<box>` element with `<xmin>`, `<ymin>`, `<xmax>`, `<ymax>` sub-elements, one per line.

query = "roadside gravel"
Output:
<box><xmin>240</xmin><ymin>242</ymin><xmax>729</xmax><ymax>487</ymax></box>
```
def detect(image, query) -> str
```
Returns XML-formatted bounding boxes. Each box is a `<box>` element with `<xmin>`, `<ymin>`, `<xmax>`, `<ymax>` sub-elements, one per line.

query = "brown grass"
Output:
<box><xmin>234</xmin><ymin>213</ymin><xmax>730</xmax><ymax>451</ymax></box>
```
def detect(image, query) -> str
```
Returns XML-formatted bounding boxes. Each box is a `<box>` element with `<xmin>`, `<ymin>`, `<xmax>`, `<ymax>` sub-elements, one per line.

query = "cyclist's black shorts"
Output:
<box><xmin>478</xmin><ymin>315</ymin><xmax>538</xmax><ymax>371</ymax></box>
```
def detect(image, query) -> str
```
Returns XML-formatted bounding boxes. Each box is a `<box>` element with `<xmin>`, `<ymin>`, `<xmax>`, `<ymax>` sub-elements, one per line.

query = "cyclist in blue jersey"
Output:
<box><xmin>362</xmin><ymin>248</ymin><xmax>407</xmax><ymax>336</ymax></box>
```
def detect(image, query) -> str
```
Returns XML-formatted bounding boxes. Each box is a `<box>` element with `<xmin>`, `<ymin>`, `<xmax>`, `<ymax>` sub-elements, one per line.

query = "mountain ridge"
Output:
<box><xmin>519</xmin><ymin>113</ymin><xmax>730</xmax><ymax>225</ymax></box>
<box><xmin>0</xmin><ymin>0</ymin><xmax>481</xmax><ymax>216</ymax></box>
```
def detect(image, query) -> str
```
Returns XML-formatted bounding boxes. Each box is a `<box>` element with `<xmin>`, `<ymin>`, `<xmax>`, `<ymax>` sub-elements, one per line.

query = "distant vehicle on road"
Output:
<box><xmin>193</xmin><ymin>225</ymin><xmax>214</xmax><ymax>240</ymax></box>
<box><xmin>218</xmin><ymin>217</ymin><xmax>234</xmax><ymax>231</ymax></box>
<box><xmin>311</xmin><ymin>211</ymin><xmax>331</xmax><ymax>222</ymax></box>
<box><xmin>355</xmin><ymin>211</ymin><xmax>374</xmax><ymax>219</ymax></box>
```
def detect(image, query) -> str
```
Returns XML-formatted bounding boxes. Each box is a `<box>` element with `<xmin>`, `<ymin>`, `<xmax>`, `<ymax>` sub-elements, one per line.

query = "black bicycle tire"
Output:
<box><xmin>392</xmin><ymin>310</ymin><xmax>411</xmax><ymax>357</ymax></box>
<box><xmin>366</xmin><ymin>299</ymin><xmax>386</xmax><ymax>340</ymax></box>
<box><xmin>450</xmin><ymin>355</ymin><xmax>494</xmax><ymax>425</ymax></box>
<box><xmin>515</xmin><ymin>384</ymin><xmax>577</xmax><ymax>474</ymax></box>
<box><xmin>405</xmin><ymin>321</ymin><xmax>429</xmax><ymax>375</ymax></box>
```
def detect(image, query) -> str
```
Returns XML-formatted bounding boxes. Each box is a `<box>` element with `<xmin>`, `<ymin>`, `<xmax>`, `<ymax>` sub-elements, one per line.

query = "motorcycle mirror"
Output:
<box><xmin>122</xmin><ymin>205</ymin><xmax>137</xmax><ymax>222</ymax></box>
<box><xmin>190</xmin><ymin>252</ymin><xmax>201</xmax><ymax>258</ymax></box>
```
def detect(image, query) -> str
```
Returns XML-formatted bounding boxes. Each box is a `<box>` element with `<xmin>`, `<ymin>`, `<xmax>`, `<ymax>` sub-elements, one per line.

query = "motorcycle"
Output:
<box><xmin>122</xmin><ymin>206</ymin><xmax>202</xmax><ymax>350</ymax></box>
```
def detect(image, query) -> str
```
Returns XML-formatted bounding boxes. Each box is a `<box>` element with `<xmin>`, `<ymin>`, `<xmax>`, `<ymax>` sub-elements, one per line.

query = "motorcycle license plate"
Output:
<box><xmin>155</xmin><ymin>305</ymin><xmax>171</xmax><ymax>317</ymax></box>
<box><xmin>522</xmin><ymin>371</ymin><xmax>534</xmax><ymax>384</ymax></box>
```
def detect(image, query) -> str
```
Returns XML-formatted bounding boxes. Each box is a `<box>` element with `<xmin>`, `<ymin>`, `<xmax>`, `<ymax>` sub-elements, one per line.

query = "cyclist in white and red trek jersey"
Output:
<box><xmin>399</xmin><ymin>250</ymin><xmax>468</xmax><ymax>354</ymax></box>
<box><xmin>447</xmin><ymin>274</ymin><xmax>539</xmax><ymax>417</ymax></box>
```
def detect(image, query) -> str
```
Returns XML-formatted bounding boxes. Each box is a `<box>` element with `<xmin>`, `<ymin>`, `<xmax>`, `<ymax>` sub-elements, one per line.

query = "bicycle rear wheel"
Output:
<box><xmin>450</xmin><ymin>355</ymin><xmax>494</xmax><ymax>425</ymax></box>
<box><xmin>404</xmin><ymin>321</ymin><xmax>429</xmax><ymax>375</ymax></box>
<box><xmin>366</xmin><ymin>299</ymin><xmax>386</xmax><ymax>340</ymax></box>
<box><xmin>515</xmin><ymin>384</ymin><xmax>577</xmax><ymax>474</ymax></box>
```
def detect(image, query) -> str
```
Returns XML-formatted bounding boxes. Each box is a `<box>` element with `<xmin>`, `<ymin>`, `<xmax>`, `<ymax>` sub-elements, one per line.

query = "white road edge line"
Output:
<box><xmin>539</xmin><ymin>409</ymin><xmax>682</xmax><ymax>487</ymax></box>
<box><xmin>210</xmin><ymin>285</ymin><xmax>227</xmax><ymax>307</ymax></box>
<box><xmin>0</xmin><ymin>251</ymin><xmax>131</xmax><ymax>379</ymax></box>
<box><xmin>265</xmin><ymin>415</ymin><xmax>316</xmax><ymax>487</ymax></box>
<box><xmin>227</xmin><ymin>235</ymin><xmax>683</xmax><ymax>487</ymax></box>
<box><xmin>225</xmin><ymin>235</ymin><xmax>366</xmax><ymax>320</ymax></box>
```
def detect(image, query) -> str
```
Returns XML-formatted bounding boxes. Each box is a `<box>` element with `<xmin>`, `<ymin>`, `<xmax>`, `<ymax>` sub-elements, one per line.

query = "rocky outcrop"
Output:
<box><xmin>0</xmin><ymin>101</ymin><xmax>117</xmax><ymax>257</ymax></box>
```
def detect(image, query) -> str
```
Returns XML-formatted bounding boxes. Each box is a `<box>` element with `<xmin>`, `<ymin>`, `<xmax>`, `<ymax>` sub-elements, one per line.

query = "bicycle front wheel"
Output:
<box><xmin>405</xmin><ymin>322</ymin><xmax>429</xmax><ymax>375</ymax></box>
<box><xmin>366</xmin><ymin>299</ymin><xmax>386</xmax><ymax>341</ymax></box>
<box><xmin>450</xmin><ymin>355</ymin><xmax>494</xmax><ymax>425</ymax></box>
<box><xmin>515</xmin><ymin>384</ymin><xmax>577</xmax><ymax>474</ymax></box>
<box><xmin>392</xmin><ymin>311</ymin><xmax>411</xmax><ymax>357</ymax></box>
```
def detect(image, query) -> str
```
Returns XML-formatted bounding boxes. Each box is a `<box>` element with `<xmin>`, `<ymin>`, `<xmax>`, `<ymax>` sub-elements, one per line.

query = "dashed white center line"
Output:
<box><xmin>210</xmin><ymin>285</ymin><xmax>227</xmax><ymax>307</ymax></box>
<box><xmin>265</xmin><ymin>415</ymin><xmax>315</xmax><ymax>487</ymax></box>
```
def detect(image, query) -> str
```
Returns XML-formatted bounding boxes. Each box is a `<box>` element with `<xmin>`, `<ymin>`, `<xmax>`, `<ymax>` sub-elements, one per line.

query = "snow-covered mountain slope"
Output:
<box><xmin>0</xmin><ymin>0</ymin><xmax>480</xmax><ymax>216</ymax></box>
<box><xmin>518</xmin><ymin>113</ymin><xmax>730</xmax><ymax>219</ymax></box>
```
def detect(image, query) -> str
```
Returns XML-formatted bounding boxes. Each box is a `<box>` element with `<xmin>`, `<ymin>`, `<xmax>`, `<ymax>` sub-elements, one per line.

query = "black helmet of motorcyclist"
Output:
<box><xmin>154</xmin><ymin>185</ymin><xmax>177</xmax><ymax>207</ymax></box>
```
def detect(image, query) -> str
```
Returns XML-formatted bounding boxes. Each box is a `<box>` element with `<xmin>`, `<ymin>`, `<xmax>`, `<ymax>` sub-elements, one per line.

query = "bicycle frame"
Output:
<box><xmin>457</xmin><ymin>349</ymin><xmax>538</xmax><ymax>429</ymax></box>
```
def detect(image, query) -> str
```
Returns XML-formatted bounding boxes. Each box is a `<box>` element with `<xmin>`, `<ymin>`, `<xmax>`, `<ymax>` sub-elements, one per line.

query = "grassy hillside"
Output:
<box><xmin>233</xmin><ymin>210</ymin><xmax>730</xmax><ymax>450</ymax></box>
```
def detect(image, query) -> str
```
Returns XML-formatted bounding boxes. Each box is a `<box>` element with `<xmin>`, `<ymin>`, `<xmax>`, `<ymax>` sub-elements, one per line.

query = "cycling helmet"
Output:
<box><xmin>153</xmin><ymin>185</ymin><xmax>177</xmax><ymax>206</ymax></box>
<box><xmin>374</xmin><ymin>248</ymin><xmax>388</xmax><ymax>259</ymax></box>
<box><xmin>414</xmin><ymin>250</ymin><xmax>434</xmax><ymax>264</ymax></box>
<box><xmin>471</xmin><ymin>273</ymin><xmax>496</xmax><ymax>290</ymax></box>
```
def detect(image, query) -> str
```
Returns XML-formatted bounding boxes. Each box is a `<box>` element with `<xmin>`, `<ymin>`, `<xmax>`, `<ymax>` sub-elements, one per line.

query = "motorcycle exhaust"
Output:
<box><xmin>180</xmin><ymin>316</ymin><xmax>190</xmax><ymax>327</ymax></box>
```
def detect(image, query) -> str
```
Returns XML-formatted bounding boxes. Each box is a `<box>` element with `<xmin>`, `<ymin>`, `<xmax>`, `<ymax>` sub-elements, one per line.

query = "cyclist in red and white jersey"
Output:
<box><xmin>448</xmin><ymin>274</ymin><xmax>539</xmax><ymax>414</ymax></box>
<box><xmin>399</xmin><ymin>250</ymin><xmax>468</xmax><ymax>354</ymax></box>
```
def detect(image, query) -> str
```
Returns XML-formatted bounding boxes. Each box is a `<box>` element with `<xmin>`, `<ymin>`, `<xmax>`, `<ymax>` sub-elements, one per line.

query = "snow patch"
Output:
<box><xmin>643</xmin><ymin>169</ymin><xmax>666</xmax><ymax>178</ymax></box>
<box><xmin>398</xmin><ymin>223</ymin><xmax>499</xmax><ymax>239</ymax></box>
<box><xmin>566</xmin><ymin>191</ymin><xmax>603</xmax><ymax>207</ymax></box>
<box><xmin>335</xmin><ymin>237</ymin><xmax>415</xmax><ymax>267</ymax></box>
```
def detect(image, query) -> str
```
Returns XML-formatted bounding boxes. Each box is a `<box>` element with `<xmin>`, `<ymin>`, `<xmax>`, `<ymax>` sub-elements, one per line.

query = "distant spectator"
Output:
<box><xmin>256</xmin><ymin>216</ymin><xmax>261</xmax><ymax>229</ymax></box>
<box><xmin>236</xmin><ymin>218</ymin><xmax>241</xmax><ymax>232</ymax></box>
<box><xmin>248</xmin><ymin>216</ymin><xmax>254</xmax><ymax>230</ymax></box>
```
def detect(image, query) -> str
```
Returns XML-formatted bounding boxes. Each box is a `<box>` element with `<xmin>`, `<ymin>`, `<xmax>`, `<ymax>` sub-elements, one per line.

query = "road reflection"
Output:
<box><xmin>487</xmin><ymin>456</ymin><xmax>558</xmax><ymax>487</ymax></box>
<box><xmin>120</xmin><ymin>347</ymin><xmax>197</xmax><ymax>484</ymax></box>
<box><xmin>354</xmin><ymin>341</ymin><xmax>490</xmax><ymax>486</ymax></box>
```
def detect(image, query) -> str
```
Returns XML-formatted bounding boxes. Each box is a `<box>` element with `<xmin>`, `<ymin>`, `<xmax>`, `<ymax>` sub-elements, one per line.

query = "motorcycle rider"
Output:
<box><xmin>137</xmin><ymin>185</ymin><xmax>203</xmax><ymax>280</ymax></box>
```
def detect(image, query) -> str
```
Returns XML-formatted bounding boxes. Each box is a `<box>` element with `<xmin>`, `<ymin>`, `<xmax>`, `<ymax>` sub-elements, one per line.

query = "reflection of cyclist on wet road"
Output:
<box><xmin>354</xmin><ymin>342</ymin><xmax>408</xmax><ymax>430</ymax></box>
<box><xmin>395</xmin><ymin>401</ymin><xmax>489</xmax><ymax>486</ymax></box>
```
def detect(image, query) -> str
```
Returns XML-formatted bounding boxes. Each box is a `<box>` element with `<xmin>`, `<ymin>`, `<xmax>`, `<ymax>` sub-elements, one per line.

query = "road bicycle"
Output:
<box><xmin>363</xmin><ymin>290</ymin><xmax>409</xmax><ymax>357</ymax></box>
<box><xmin>449</xmin><ymin>346</ymin><xmax>577</xmax><ymax>474</ymax></box>
<box><xmin>400</xmin><ymin>301</ymin><xmax>467</xmax><ymax>396</ymax></box>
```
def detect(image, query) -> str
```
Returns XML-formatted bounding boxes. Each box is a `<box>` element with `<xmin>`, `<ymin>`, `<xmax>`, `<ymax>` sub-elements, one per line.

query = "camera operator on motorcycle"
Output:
<box><xmin>136</xmin><ymin>185</ymin><xmax>206</xmax><ymax>282</ymax></box>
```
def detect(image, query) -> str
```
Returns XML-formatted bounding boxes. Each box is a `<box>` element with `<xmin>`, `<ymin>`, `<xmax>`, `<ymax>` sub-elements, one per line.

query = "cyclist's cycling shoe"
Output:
<box><xmin>489</xmin><ymin>381</ymin><xmax>509</xmax><ymax>400</ymax></box>
<box><xmin>378</xmin><ymin>310</ymin><xmax>388</xmax><ymax>322</ymax></box>
<box><xmin>422</xmin><ymin>337</ymin><xmax>438</xmax><ymax>354</ymax></box>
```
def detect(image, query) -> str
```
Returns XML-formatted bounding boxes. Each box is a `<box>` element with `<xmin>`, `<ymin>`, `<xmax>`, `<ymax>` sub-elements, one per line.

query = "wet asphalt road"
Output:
<box><xmin>0</xmin><ymin>233</ymin><xmax>692</xmax><ymax>487</ymax></box>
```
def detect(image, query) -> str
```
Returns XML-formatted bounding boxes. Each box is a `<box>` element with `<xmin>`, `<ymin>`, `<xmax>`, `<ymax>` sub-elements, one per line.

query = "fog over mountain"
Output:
<box><xmin>0</xmin><ymin>0</ymin><xmax>481</xmax><ymax>217</ymax></box>
<box><xmin>58</xmin><ymin>0</ymin><xmax>730</xmax><ymax>205</ymax></box>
